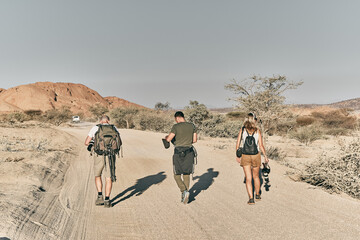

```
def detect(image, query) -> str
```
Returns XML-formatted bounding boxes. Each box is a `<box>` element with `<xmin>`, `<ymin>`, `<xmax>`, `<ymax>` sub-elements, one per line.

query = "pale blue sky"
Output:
<box><xmin>1</xmin><ymin>0</ymin><xmax>359</xmax><ymax>108</ymax></box>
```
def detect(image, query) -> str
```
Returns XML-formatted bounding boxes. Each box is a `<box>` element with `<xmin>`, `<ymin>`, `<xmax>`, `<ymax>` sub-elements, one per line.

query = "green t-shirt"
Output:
<box><xmin>170</xmin><ymin>122</ymin><xmax>197</xmax><ymax>147</ymax></box>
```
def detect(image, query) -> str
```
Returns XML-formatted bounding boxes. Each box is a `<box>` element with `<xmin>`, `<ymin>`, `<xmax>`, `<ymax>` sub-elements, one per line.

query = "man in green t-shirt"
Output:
<box><xmin>165</xmin><ymin>111</ymin><xmax>197</xmax><ymax>204</ymax></box>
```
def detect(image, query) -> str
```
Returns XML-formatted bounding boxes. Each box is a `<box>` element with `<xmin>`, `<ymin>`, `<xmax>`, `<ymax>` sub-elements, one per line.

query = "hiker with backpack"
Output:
<box><xmin>84</xmin><ymin>115</ymin><xmax>122</xmax><ymax>208</ymax></box>
<box><xmin>236</xmin><ymin>114</ymin><xmax>269</xmax><ymax>205</ymax></box>
<box><xmin>164</xmin><ymin>111</ymin><xmax>197</xmax><ymax>204</ymax></box>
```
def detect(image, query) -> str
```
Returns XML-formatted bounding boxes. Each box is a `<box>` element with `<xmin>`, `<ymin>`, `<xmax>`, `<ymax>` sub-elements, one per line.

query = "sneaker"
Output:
<box><xmin>247</xmin><ymin>198</ymin><xmax>255</xmax><ymax>205</ymax></box>
<box><xmin>181</xmin><ymin>192</ymin><xmax>185</xmax><ymax>203</ymax></box>
<box><xmin>95</xmin><ymin>195</ymin><xmax>104</xmax><ymax>206</ymax></box>
<box><xmin>183</xmin><ymin>191</ymin><xmax>190</xmax><ymax>204</ymax></box>
<box><xmin>104</xmin><ymin>200</ymin><xmax>112</xmax><ymax>208</ymax></box>
<box><xmin>255</xmin><ymin>194</ymin><xmax>261</xmax><ymax>201</ymax></box>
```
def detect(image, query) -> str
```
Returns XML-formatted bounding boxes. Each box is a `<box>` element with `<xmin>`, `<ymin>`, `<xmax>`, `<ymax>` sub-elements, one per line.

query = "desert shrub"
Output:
<box><xmin>0</xmin><ymin>114</ymin><xmax>6</xmax><ymax>122</ymax></box>
<box><xmin>310</xmin><ymin>111</ymin><xmax>326</xmax><ymax>120</ymax></box>
<box><xmin>269</xmin><ymin>118</ymin><xmax>297</xmax><ymax>136</ymax></box>
<box><xmin>226</xmin><ymin>111</ymin><xmax>246</xmax><ymax>120</ymax></box>
<box><xmin>110</xmin><ymin>108</ymin><xmax>173</xmax><ymax>131</ymax></box>
<box><xmin>300</xmin><ymin>140</ymin><xmax>360</xmax><ymax>199</ymax></box>
<box><xmin>134</xmin><ymin>111</ymin><xmax>173</xmax><ymax>132</ymax></box>
<box><xmin>324</xmin><ymin>128</ymin><xmax>349</xmax><ymax>136</ymax></box>
<box><xmin>266</xmin><ymin>146</ymin><xmax>285</xmax><ymax>161</ymax></box>
<box><xmin>311</xmin><ymin>109</ymin><xmax>357</xmax><ymax>130</ymax></box>
<box><xmin>110</xmin><ymin>107</ymin><xmax>139</xmax><ymax>129</ymax></box>
<box><xmin>184</xmin><ymin>101</ymin><xmax>211</xmax><ymax>127</ymax></box>
<box><xmin>89</xmin><ymin>103</ymin><xmax>109</xmax><ymax>118</ymax></box>
<box><xmin>44</xmin><ymin>107</ymin><xmax>72</xmax><ymax>126</ymax></box>
<box><xmin>154</xmin><ymin>102</ymin><xmax>171</xmax><ymax>111</ymax></box>
<box><xmin>289</xmin><ymin>125</ymin><xmax>323</xmax><ymax>145</ymax></box>
<box><xmin>201</xmin><ymin>115</ymin><xmax>242</xmax><ymax>138</ymax></box>
<box><xmin>296</xmin><ymin>116</ymin><xmax>315</xmax><ymax>126</ymax></box>
<box><xmin>24</xmin><ymin>110</ymin><xmax>43</xmax><ymax>120</ymax></box>
<box><xmin>323</xmin><ymin>111</ymin><xmax>356</xmax><ymax>129</ymax></box>
<box><xmin>6</xmin><ymin>112</ymin><xmax>29</xmax><ymax>123</ymax></box>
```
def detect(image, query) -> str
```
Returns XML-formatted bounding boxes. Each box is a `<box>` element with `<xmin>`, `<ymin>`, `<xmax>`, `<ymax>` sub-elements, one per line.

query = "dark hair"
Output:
<box><xmin>174</xmin><ymin>111</ymin><xmax>185</xmax><ymax>118</ymax></box>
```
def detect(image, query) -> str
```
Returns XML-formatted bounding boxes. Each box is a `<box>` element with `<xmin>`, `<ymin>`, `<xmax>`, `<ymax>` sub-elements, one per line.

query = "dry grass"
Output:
<box><xmin>300</xmin><ymin>139</ymin><xmax>360</xmax><ymax>199</ymax></box>
<box><xmin>289</xmin><ymin>125</ymin><xmax>324</xmax><ymax>145</ymax></box>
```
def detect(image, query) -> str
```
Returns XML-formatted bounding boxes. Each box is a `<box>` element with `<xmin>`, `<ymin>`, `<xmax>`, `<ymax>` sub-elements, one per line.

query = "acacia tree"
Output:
<box><xmin>89</xmin><ymin>103</ymin><xmax>109</xmax><ymax>118</ymax></box>
<box><xmin>110</xmin><ymin>107</ymin><xmax>139</xmax><ymax>129</ymax></box>
<box><xmin>225</xmin><ymin>75</ymin><xmax>303</xmax><ymax>135</ymax></box>
<box><xmin>154</xmin><ymin>101</ymin><xmax>171</xmax><ymax>111</ymax></box>
<box><xmin>184</xmin><ymin>100</ymin><xmax>211</xmax><ymax>126</ymax></box>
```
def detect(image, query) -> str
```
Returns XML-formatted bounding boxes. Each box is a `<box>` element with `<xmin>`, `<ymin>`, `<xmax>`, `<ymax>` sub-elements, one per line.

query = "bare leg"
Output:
<box><xmin>242</xmin><ymin>165</ymin><xmax>253</xmax><ymax>199</ymax></box>
<box><xmin>105</xmin><ymin>177</ymin><xmax>112</xmax><ymax>197</ymax></box>
<box><xmin>95</xmin><ymin>176</ymin><xmax>102</xmax><ymax>193</ymax></box>
<box><xmin>252</xmin><ymin>166</ymin><xmax>261</xmax><ymax>195</ymax></box>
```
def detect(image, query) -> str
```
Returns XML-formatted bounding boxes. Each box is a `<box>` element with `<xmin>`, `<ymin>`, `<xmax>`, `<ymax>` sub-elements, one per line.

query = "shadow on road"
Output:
<box><xmin>111</xmin><ymin>171</ymin><xmax>166</xmax><ymax>206</ymax></box>
<box><xmin>189</xmin><ymin>168</ymin><xmax>219</xmax><ymax>203</ymax></box>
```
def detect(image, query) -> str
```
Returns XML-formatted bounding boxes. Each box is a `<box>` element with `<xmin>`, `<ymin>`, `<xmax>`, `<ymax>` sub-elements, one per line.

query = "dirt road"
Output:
<box><xmin>3</xmin><ymin>123</ymin><xmax>360</xmax><ymax>239</ymax></box>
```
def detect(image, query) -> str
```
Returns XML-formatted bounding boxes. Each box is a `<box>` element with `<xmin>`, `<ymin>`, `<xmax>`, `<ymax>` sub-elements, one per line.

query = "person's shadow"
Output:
<box><xmin>111</xmin><ymin>171</ymin><xmax>166</xmax><ymax>206</ymax></box>
<box><xmin>189</xmin><ymin>168</ymin><xmax>219</xmax><ymax>203</ymax></box>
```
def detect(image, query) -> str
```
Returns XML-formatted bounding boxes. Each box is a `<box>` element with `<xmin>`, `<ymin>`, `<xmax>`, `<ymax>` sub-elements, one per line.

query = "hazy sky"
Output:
<box><xmin>1</xmin><ymin>0</ymin><xmax>359</xmax><ymax>108</ymax></box>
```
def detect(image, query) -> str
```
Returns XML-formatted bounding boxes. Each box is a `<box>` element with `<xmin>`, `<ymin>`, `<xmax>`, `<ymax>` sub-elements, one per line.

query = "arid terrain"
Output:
<box><xmin>1</xmin><ymin>122</ymin><xmax>359</xmax><ymax>240</ymax></box>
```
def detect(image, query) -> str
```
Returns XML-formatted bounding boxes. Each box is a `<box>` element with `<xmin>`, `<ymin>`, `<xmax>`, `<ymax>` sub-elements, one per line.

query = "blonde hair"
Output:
<box><xmin>243</xmin><ymin>116</ymin><xmax>257</xmax><ymax>132</ymax></box>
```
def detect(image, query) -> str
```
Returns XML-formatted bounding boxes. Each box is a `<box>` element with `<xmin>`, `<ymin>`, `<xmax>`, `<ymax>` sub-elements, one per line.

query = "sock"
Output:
<box><xmin>105</xmin><ymin>196</ymin><xmax>109</xmax><ymax>201</ymax></box>
<box><xmin>98</xmin><ymin>192</ymin><xmax>102</xmax><ymax>196</ymax></box>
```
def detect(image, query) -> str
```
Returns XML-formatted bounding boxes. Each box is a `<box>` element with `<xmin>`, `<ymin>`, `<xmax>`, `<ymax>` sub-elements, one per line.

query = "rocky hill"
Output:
<box><xmin>328</xmin><ymin>98</ymin><xmax>360</xmax><ymax>110</ymax></box>
<box><xmin>0</xmin><ymin>82</ymin><xmax>145</xmax><ymax>115</ymax></box>
<box><xmin>105</xmin><ymin>96</ymin><xmax>145</xmax><ymax>109</ymax></box>
<box><xmin>290</xmin><ymin>97</ymin><xmax>360</xmax><ymax>115</ymax></box>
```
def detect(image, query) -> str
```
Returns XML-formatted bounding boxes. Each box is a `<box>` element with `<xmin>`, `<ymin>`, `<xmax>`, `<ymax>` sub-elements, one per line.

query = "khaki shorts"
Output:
<box><xmin>93</xmin><ymin>154</ymin><xmax>111</xmax><ymax>178</ymax></box>
<box><xmin>240</xmin><ymin>153</ymin><xmax>261</xmax><ymax>167</ymax></box>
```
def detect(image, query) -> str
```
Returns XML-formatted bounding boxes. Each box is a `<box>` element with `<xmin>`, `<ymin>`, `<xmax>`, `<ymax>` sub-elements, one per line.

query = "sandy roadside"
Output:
<box><xmin>1</xmin><ymin>123</ymin><xmax>360</xmax><ymax>239</ymax></box>
<box><xmin>0</xmin><ymin>123</ymin><xmax>78</xmax><ymax>239</ymax></box>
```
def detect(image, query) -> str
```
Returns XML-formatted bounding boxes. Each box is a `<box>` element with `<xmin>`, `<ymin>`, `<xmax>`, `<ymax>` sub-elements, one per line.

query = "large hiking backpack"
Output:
<box><xmin>94</xmin><ymin>124</ymin><xmax>122</xmax><ymax>156</ymax></box>
<box><xmin>242</xmin><ymin>130</ymin><xmax>259</xmax><ymax>155</ymax></box>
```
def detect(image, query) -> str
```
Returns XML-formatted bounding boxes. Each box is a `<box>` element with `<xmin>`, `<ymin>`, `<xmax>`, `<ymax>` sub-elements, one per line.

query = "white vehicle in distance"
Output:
<box><xmin>72</xmin><ymin>116</ymin><xmax>80</xmax><ymax>123</ymax></box>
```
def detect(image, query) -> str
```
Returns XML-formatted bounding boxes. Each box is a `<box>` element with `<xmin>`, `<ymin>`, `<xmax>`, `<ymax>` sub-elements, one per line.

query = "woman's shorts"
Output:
<box><xmin>240</xmin><ymin>153</ymin><xmax>261</xmax><ymax>167</ymax></box>
<box><xmin>94</xmin><ymin>154</ymin><xmax>111</xmax><ymax>178</ymax></box>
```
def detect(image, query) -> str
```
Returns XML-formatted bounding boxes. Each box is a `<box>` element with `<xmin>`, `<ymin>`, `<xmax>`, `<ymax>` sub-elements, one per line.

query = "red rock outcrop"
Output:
<box><xmin>105</xmin><ymin>96</ymin><xmax>146</xmax><ymax>109</ymax></box>
<box><xmin>0</xmin><ymin>82</ymin><xmax>145</xmax><ymax>115</ymax></box>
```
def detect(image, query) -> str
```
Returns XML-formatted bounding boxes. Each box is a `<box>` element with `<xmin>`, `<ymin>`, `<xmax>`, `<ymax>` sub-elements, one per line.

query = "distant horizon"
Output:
<box><xmin>1</xmin><ymin>80</ymin><xmax>358</xmax><ymax>110</ymax></box>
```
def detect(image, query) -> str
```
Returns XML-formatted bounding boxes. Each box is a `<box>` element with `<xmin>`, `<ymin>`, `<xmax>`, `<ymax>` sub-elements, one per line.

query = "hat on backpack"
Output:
<box><xmin>248</xmin><ymin>112</ymin><xmax>257</xmax><ymax>121</ymax></box>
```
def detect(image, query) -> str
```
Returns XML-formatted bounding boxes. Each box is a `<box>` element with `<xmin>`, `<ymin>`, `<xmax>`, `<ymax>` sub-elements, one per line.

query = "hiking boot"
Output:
<box><xmin>255</xmin><ymin>194</ymin><xmax>261</xmax><ymax>201</ymax></box>
<box><xmin>95</xmin><ymin>195</ymin><xmax>104</xmax><ymax>206</ymax></box>
<box><xmin>183</xmin><ymin>191</ymin><xmax>190</xmax><ymax>204</ymax></box>
<box><xmin>247</xmin><ymin>198</ymin><xmax>255</xmax><ymax>205</ymax></box>
<box><xmin>104</xmin><ymin>200</ymin><xmax>112</xmax><ymax>208</ymax></box>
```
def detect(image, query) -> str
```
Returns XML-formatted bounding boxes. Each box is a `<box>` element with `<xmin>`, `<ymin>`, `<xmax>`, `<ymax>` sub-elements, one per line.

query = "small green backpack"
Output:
<box><xmin>94</xmin><ymin>124</ymin><xmax>122</xmax><ymax>155</ymax></box>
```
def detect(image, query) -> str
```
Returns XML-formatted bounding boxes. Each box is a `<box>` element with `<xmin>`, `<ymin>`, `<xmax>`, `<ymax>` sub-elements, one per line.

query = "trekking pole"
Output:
<box><xmin>108</xmin><ymin>154</ymin><xmax>116</xmax><ymax>182</ymax></box>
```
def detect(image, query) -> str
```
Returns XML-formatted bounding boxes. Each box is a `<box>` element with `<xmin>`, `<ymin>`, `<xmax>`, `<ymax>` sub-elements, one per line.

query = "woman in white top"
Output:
<box><xmin>236</xmin><ymin>115</ymin><xmax>269</xmax><ymax>205</ymax></box>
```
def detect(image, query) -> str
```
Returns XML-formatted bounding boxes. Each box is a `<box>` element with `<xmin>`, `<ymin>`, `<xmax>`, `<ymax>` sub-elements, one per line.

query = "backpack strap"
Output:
<box><xmin>239</xmin><ymin>126</ymin><xmax>245</xmax><ymax>146</ymax></box>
